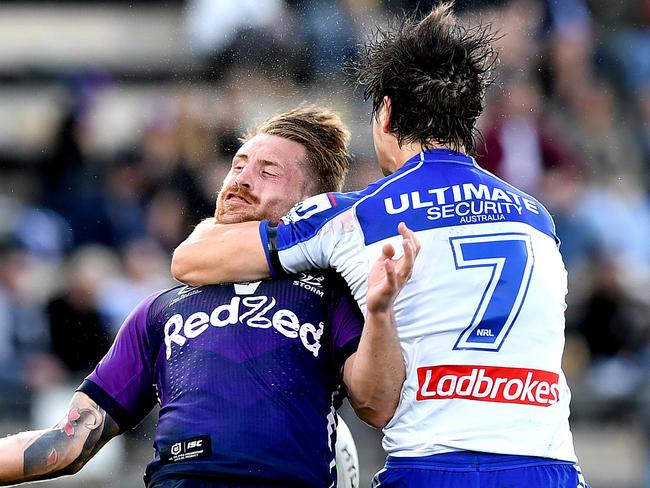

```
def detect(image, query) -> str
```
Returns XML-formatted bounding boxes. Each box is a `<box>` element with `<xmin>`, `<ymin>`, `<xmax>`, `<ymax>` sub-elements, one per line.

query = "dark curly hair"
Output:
<box><xmin>355</xmin><ymin>2</ymin><xmax>498</xmax><ymax>154</ymax></box>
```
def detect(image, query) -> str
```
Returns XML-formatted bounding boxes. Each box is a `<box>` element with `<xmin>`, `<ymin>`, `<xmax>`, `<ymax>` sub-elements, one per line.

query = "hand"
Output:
<box><xmin>366</xmin><ymin>222</ymin><xmax>420</xmax><ymax>314</ymax></box>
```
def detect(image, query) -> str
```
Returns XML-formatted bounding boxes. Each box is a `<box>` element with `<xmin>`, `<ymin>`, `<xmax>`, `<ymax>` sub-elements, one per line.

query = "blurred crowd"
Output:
<box><xmin>1</xmin><ymin>0</ymin><xmax>650</xmax><ymax>486</ymax></box>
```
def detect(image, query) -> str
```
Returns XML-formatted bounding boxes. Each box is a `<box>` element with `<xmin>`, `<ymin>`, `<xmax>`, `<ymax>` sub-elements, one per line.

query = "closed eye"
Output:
<box><xmin>231</xmin><ymin>154</ymin><xmax>246</xmax><ymax>172</ymax></box>
<box><xmin>260</xmin><ymin>160</ymin><xmax>282</xmax><ymax>177</ymax></box>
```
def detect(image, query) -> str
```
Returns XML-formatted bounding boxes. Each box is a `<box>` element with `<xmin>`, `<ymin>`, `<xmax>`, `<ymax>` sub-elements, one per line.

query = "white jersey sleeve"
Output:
<box><xmin>262</xmin><ymin>149</ymin><xmax>577</xmax><ymax>463</ymax></box>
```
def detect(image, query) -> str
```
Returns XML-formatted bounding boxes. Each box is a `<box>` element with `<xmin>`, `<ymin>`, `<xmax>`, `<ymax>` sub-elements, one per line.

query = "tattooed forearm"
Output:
<box><xmin>0</xmin><ymin>392</ymin><xmax>119</xmax><ymax>486</ymax></box>
<box><xmin>23</xmin><ymin>405</ymin><xmax>103</xmax><ymax>476</ymax></box>
<box><xmin>72</xmin><ymin>407</ymin><xmax>119</xmax><ymax>474</ymax></box>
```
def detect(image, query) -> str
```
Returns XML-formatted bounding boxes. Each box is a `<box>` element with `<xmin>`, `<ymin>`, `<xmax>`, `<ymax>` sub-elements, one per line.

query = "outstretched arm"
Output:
<box><xmin>171</xmin><ymin>218</ymin><xmax>269</xmax><ymax>285</ymax></box>
<box><xmin>344</xmin><ymin>223</ymin><xmax>420</xmax><ymax>428</ymax></box>
<box><xmin>0</xmin><ymin>392</ymin><xmax>119</xmax><ymax>486</ymax></box>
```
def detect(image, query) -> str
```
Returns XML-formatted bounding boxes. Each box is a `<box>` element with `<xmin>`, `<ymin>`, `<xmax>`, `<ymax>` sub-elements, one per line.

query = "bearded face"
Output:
<box><xmin>215</xmin><ymin>133</ymin><xmax>311</xmax><ymax>225</ymax></box>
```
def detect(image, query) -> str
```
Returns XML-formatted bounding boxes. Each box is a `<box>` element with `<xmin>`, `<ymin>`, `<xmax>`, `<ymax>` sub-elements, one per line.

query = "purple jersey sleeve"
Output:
<box><xmin>78</xmin><ymin>291</ymin><xmax>161</xmax><ymax>431</ymax></box>
<box><xmin>327</xmin><ymin>275</ymin><xmax>364</xmax><ymax>369</ymax></box>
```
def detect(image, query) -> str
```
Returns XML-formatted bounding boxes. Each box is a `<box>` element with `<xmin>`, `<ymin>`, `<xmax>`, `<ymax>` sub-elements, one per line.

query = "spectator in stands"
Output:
<box><xmin>46</xmin><ymin>246</ymin><xmax>115</xmax><ymax>377</ymax></box>
<box><xmin>477</xmin><ymin>77</ymin><xmax>578</xmax><ymax>197</ymax></box>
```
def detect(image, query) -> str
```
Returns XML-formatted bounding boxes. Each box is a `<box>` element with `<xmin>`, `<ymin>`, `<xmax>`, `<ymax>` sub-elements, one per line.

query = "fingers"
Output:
<box><xmin>382</xmin><ymin>242</ymin><xmax>396</xmax><ymax>260</ymax></box>
<box><xmin>384</xmin><ymin>258</ymin><xmax>397</xmax><ymax>289</ymax></box>
<box><xmin>400</xmin><ymin>236</ymin><xmax>415</xmax><ymax>279</ymax></box>
<box><xmin>398</xmin><ymin>221</ymin><xmax>409</xmax><ymax>238</ymax></box>
<box><xmin>367</xmin><ymin>224</ymin><xmax>417</xmax><ymax>311</ymax></box>
<box><xmin>394</xmin><ymin>222</ymin><xmax>419</xmax><ymax>286</ymax></box>
<box><xmin>372</xmin><ymin>223</ymin><xmax>418</xmax><ymax>293</ymax></box>
<box><xmin>398</xmin><ymin>222</ymin><xmax>421</xmax><ymax>255</ymax></box>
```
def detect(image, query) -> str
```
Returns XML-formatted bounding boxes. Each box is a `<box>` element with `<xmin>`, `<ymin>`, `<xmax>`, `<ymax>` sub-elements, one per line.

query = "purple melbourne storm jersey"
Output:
<box><xmin>77</xmin><ymin>271</ymin><xmax>363</xmax><ymax>487</ymax></box>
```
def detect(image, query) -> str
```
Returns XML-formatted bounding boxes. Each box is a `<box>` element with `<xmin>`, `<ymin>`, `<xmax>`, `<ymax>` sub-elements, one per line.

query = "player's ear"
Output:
<box><xmin>381</xmin><ymin>96</ymin><xmax>392</xmax><ymax>134</ymax></box>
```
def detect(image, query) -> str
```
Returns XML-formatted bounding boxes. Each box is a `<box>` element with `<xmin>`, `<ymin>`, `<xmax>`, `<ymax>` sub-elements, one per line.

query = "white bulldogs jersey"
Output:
<box><xmin>262</xmin><ymin>149</ymin><xmax>577</xmax><ymax>462</ymax></box>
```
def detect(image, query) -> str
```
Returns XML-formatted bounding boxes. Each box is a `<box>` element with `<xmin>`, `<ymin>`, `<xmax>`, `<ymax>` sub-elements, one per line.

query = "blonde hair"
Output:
<box><xmin>245</xmin><ymin>105</ymin><xmax>351</xmax><ymax>193</ymax></box>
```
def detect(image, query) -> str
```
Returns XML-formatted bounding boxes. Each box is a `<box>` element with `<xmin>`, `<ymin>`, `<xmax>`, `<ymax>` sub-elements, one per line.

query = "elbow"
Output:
<box><xmin>350</xmin><ymin>395</ymin><xmax>399</xmax><ymax>428</ymax></box>
<box><xmin>347</xmin><ymin>377</ymin><xmax>404</xmax><ymax>428</ymax></box>
<box><xmin>364</xmin><ymin>412</ymin><xmax>392</xmax><ymax>429</ymax></box>
<box><xmin>353</xmin><ymin>406</ymin><xmax>395</xmax><ymax>429</ymax></box>
<box><xmin>171</xmin><ymin>249</ymin><xmax>198</xmax><ymax>285</ymax></box>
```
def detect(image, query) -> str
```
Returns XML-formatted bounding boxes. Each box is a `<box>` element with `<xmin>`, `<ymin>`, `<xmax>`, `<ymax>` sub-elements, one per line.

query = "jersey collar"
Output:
<box><xmin>402</xmin><ymin>148</ymin><xmax>477</xmax><ymax>170</ymax></box>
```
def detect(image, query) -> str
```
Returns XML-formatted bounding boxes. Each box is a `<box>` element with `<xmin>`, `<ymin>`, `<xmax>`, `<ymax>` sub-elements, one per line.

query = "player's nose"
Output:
<box><xmin>233</xmin><ymin>163</ymin><xmax>254</xmax><ymax>188</ymax></box>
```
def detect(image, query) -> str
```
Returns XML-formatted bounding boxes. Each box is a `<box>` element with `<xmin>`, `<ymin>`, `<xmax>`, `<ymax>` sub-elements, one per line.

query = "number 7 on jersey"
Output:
<box><xmin>450</xmin><ymin>233</ymin><xmax>534</xmax><ymax>352</ymax></box>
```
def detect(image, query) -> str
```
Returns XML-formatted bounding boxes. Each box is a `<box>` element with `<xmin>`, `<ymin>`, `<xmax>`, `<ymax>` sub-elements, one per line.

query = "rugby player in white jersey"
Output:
<box><xmin>171</xmin><ymin>3</ymin><xmax>589</xmax><ymax>487</ymax></box>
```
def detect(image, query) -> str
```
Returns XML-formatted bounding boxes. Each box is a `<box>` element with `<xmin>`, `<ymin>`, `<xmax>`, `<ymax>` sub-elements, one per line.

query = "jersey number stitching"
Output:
<box><xmin>450</xmin><ymin>233</ymin><xmax>534</xmax><ymax>351</ymax></box>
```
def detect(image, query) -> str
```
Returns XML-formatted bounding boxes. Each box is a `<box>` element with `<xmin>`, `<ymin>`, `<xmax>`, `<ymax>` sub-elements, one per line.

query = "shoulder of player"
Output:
<box><xmin>154</xmin><ymin>278</ymin><xmax>332</xmax><ymax>309</ymax></box>
<box><xmin>312</xmin><ymin>270</ymin><xmax>355</xmax><ymax>305</ymax></box>
<box><xmin>280</xmin><ymin>185</ymin><xmax>380</xmax><ymax>227</ymax></box>
<box><xmin>143</xmin><ymin>285</ymin><xmax>195</xmax><ymax>324</ymax></box>
<box><xmin>260</xmin><ymin>271</ymin><xmax>351</xmax><ymax>303</ymax></box>
<box><xmin>289</xmin><ymin>268</ymin><xmax>347</xmax><ymax>286</ymax></box>
<box><xmin>320</xmin><ymin>269</ymin><xmax>352</xmax><ymax>291</ymax></box>
<box><xmin>499</xmin><ymin>181</ymin><xmax>557</xmax><ymax>234</ymax></box>
<box><xmin>471</xmin><ymin>164</ymin><xmax>550</xmax><ymax>212</ymax></box>
<box><xmin>473</xmin><ymin>164</ymin><xmax>558</xmax><ymax>238</ymax></box>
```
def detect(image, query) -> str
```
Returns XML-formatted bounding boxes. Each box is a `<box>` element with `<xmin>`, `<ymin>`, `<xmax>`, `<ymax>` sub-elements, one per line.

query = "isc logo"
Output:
<box><xmin>167</xmin><ymin>436</ymin><xmax>211</xmax><ymax>463</ymax></box>
<box><xmin>170</xmin><ymin>439</ymin><xmax>203</xmax><ymax>456</ymax></box>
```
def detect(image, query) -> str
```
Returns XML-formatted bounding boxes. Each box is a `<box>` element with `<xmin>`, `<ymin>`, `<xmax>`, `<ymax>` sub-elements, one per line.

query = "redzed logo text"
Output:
<box><xmin>417</xmin><ymin>365</ymin><xmax>560</xmax><ymax>407</ymax></box>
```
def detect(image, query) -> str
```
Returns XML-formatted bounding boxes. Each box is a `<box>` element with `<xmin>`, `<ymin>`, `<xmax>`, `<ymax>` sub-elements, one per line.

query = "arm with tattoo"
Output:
<box><xmin>0</xmin><ymin>392</ymin><xmax>120</xmax><ymax>485</ymax></box>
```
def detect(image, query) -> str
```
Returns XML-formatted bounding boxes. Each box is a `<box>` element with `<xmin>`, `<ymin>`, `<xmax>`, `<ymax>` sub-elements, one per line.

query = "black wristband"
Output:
<box><xmin>267</xmin><ymin>225</ymin><xmax>288</xmax><ymax>278</ymax></box>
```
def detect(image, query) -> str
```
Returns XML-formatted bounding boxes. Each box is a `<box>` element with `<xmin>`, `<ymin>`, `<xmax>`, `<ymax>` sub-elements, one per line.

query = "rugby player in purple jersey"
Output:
<box><xmin>0</xmin><ymin>106</ymin><xmax>418</xmax><ymax>488</ymax></box>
